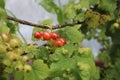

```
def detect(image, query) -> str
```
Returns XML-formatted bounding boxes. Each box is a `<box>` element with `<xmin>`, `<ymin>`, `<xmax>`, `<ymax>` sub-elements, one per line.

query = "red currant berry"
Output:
<box><xmin>58</xmin><ymin>38</ymin><xmax>66</xmax><ymax>45</ymax></box>
<box><xmin>51</xmin><ymin>32</ymin><xmax>60</xmax><ymax>40</ymax></box>
<box><xmin>43</xmin><ymin>31</ymin><xmax>51</xmax><ymax>40</ymax></box>
<box><xmin>34</xmin><ymin>31</ymin><xmax>42</xmax><ymax>39</ymax></box>
<box><xmin>54</xmin><ymin>40</ymin><xmax>64</xmax><ymax>47</ymax></box>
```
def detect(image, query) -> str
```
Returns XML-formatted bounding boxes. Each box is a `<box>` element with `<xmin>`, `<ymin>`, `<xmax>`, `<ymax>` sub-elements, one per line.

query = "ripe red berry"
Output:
<box><xmin>34</xmin><ymin>31</ymin><xmax>43</xmax><ymax>39</ymax></box>
<box><xmin>54</xmin><ymin>39</ymin><xmax>64</xmax><ymax>47</ymax></box>
<box><xmin>51</xmin><ymin>32</ymin><xmax>60</xmax><ymax>40</ymax></box>
<box><xmin>58</xmin><ymin>38</ymin><xmax>66</xmax><ymax>45</ymax></box>
<box><xmin>43</xmin><ymin>31</ymin><xmax>51</xmax><ymax>40</ymax></box>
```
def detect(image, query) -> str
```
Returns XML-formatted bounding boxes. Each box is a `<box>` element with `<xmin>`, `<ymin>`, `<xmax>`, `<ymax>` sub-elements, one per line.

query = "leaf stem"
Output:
<box><xmin>58</xmin><ymin>0</ymin><xmax>62</xmax><ymax>8</ymax></box>
<box><xmin>17</xmin><ymin>26</ymin><xmax>27</xmax><ymax>45</ymax></box>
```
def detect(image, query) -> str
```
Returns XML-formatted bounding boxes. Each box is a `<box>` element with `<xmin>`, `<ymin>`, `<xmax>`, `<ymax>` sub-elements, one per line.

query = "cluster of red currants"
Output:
<box><xmin>34</xmin><ymin>31</ymin><xmax>66</xmax><ymax>47</ymax></box>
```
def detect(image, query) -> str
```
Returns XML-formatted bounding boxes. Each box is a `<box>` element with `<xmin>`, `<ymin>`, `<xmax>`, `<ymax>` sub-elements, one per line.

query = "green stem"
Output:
<box><xmin>17</xmin><ymin>26</ymin><xmax>27</xmax><ymax>45</ymax></box>
<box><xmin>58</xmin><ymin>0</ymin><xmax>62</xmax><ymax>7</ymax></box>
<box><xmin>6</xmin><ymin>9</ymin><xmax>27</xmax><ymax>45</ymax></box>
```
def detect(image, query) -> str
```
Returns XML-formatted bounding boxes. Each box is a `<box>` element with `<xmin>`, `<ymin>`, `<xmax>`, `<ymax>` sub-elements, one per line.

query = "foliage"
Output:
<box><xmin>40</xmin><ymin>0</ymin><xmax>64</xmax><ymax>24</ymax></box>
<box><xmin>57</xmin><ymin>26</ymin><xmax>83</xmax><ymax>44</ymax></box>
<box><xmin>39</xmin><ymin>0</ymin><xmax>120</xmax><ymax>80</ymax></box>
<box><xmin>0</xmin><ymin>0</ymin><xmax>120</xmax><ymax>80</ymax></box>
<box><xmin>14</xmin><ymin>60</ymin><xmax>49</xmax><ymax>80</ymax></box>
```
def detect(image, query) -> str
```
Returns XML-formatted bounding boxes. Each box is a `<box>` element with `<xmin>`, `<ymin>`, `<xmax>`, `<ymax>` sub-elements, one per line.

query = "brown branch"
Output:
<box><xmin>7</xmin><ymin>16</ymin><xmax>83</xmax><ymax>29</ymax></box>
<box><xmin>7</xmin><ymin>16</ymin><xmax>49</xmax><ymax>29</ymax></box>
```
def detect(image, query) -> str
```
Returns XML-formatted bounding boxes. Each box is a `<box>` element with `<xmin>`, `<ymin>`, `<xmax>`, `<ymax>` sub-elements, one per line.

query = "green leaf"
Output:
<box><xmin>24</xmin><ymin>70</ymin><xmax>38</xmax><ymax>80</ymax></box>
<box><xmin>98</xmin><ymin>50</ymin><xmax>111</xmax><ymax>67</ymax></box>
<box><xmin>32</xmin><ymin>60</ymin><xmax>49</xmax><ymax>80</ymax></box>
<box><xmin>74</xmin><ymin>48</ymin><xmax>100</xmax><ymax>80</ymax></box>
<box><xmin>4</xmin><ymin>67</ymin><xmax>13</xmax><ymax>73</ymax></box>
<box><xmin>40</xmin><ymin>19</ymin><xmax>53</xmax><ymax>25</ymax></box>
<box><xmin>50</xmin><ymin>58</ymin><xmax>76</xmax><ymax>78</ymax></box>
<box><xmin>68</xmin><ymin>0</ymin><xmax>75</xmax><ymax>4</ymax></box>
<box><xmin>50</xmin><ymin>47</ymin><xmax>99</xmax><ymax>80</ymax></box>
<box><xmin>80</xmin><ymin>0</ymin><xmax>89</xmax><ymax>9</ymax></box>
<box><xmin>0</xmin><ymin>0</ymin><xmax>5</xmax><ymax>8</ymax></box>
<box><xmin>63</xmin><ymin>44</ymin><xmax>78</xmax><ymax>57</ymax></box>
<box><xmin>89</xmin><ymin>0</ymin><xmax>100</xmax><ymax>5</ymax></box>
<box><xmin>64</xmin><ymin>4</ymin><xmax>77</xmax><ymax>19</ymax></box>
<box><xmin>64</xmin><ymin>3</ymin><xmax>84</xmax><ymax>22</ymax></box>
<box><xmin>85</xmin><ymin>10</ymin><xmax>100</xmax><ymax>28</ymax></box>
<box><xmin>85</xmin><ymin>29</ymin><xmax>97</xmax><ymax>40</ymax></box>
<box><xmin>50</xmin><ymin>43</ymin><xmax>78</xmax><ymax>62</ymax></box>
<box><xmin>98</xmin><ymin>0</ymin><xmax>117</xmax><ymax>19</ymax></box>
<box><xmin>14</xmin><ymin>60</ymin><xmax>49</xmax><ymax>80</ymax></box>
<box><xmin>57</xmin><ymin>26</ymin><xmax>83</xmax><ymax>44</ymax></box>
<box><xmin>106</xmin><ymin>22</ymin><xmax>120</xmax><ymax>44</ymax></box>
<box><xmin>40</xmin><ymin>0</ymin><xmax>64</xmax><ymax>24</ymax></box>
<box><xmin>35</xmin><ymin>46</ymin><xmax>49</xmax><ymax>60</ymax></box>
<box><xmin>14</xmin><ymin>71</ymin><xmax>24</xmax><ymax>80</ymax></box>
<box><xmin>74</xmin><ymin>11</ymin><xmax>85</xmax><ymax>22</ymax></box>
<box><xmin>0</xmin><ymin>72</ymin><xmax>9</xmax><ymax>80</ymax></box>
<box><xmin>6</xmin><ymin>21</ymin><xmax>17</xmax><ymax>34</ymax></box>
<box><xmin>40</xmin><ymin>0</ymin><xmax>55</xmax><ymax>13</ymax></box>
<box><xmin>25</xmin><ymin>45</ymin><xmax>41</xmax><ymax>58</ymax></box>
<box><xmin>0</xmin><ymin>21</ymin><xmax>9</xmax><ymax>34</ymax></box>
<box><xmin>0</xmin><ymin>8</ymin><xmax>7</xmax><ymax>20</ymax></box>
<box><xmin>56</xmin><ymin>9</ymin><xmax>64</xmax><ymax>24</ymax></box>
<box><xmin>15</xmin><ymin>71</ymin><xmax>39</xmax><ymax>80</ymax></box>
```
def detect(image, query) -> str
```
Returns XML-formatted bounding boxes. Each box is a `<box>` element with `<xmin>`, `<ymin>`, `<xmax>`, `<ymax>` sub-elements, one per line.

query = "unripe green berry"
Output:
<box><xmin>22</xmin><ymin>56</ymin><xmax>29</xmax><ymax>62</ymax></box>
<box><xmin>116</xmin><ymin>18</ymin><xmax>120</xmax><ymax>23</ymax></box>
<box><xmin>23</xmin><ymin>64</ymin><xmax>32</xmax><ymax>73</ymax></box>
<box><xmin>2</xmin><ymin>59</ymin><xmax>11</xmax><ymax>66</ymax></box>
<box><xmin>9</xmin><ymin>38</ymin><xmax>21</xmax><ymax>48</ymax></box>
<box><xmin>15</xmin><ymin>48</ymin><xmax>24</xmax><ymax>55</ymax></box>
<box><xmin>1</xmin><ymin>33</ymin><xmax>10</xmax><ymax>42</ymax></box>
<box><xmin>7</xmin><ymin>51</ymin><xmax>20</xmax><ymax>61</ymax></box>
<box><xmin>5</xmin><ymin>43</ymin><xmax>13</xmax><ymax>51</ymax></box>
<box><xmin>62</xmin><ymin>73</ymin><xmax>67</xmax><ymax>78</ymax></box>
<box><xmin>15</xmin><ymin>63</ymin><xmax>24</xmax><ymax>71</ymax></box>
<box><xmin>66</xmin><ymin>68</ymin><xmax>71</xmax><ymax>73</ymax></box>
<box><xmin>113</xmin><ymin>23</ymin><xmax>119</xmax><ymax>28</ymax></box>
<box><xmin>62</xmin><ymin>48</ymin><xmax>68</xmax><ymax>55</ymax></box>
<box><xmin>0</xmin><ymin>45</ymin><xmax>7</xmax><ymax>54</ymax></box>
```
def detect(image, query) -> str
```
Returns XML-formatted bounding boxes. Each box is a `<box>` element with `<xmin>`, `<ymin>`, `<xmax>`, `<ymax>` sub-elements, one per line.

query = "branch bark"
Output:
<box><xmin>7</xmin><ymin>16</ymin><xmax>83</xmax><ymax>29</ymax></box>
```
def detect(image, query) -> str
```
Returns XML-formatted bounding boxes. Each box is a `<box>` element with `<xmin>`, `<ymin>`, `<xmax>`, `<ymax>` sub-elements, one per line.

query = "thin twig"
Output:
<box><xmin>7</xmin><ymin>16</ymin><xmax>83</xmax><ymax>29</ymax></box>
<box><xmin>7</xmin><ymin>16</ymin><xmax>49</xmax><ymax>29</ymax></box>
